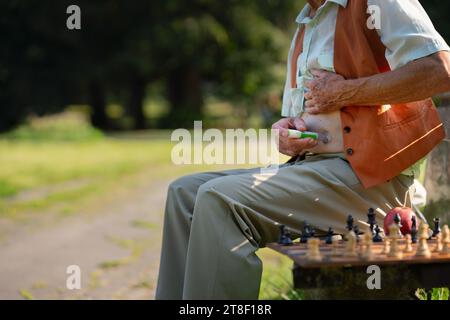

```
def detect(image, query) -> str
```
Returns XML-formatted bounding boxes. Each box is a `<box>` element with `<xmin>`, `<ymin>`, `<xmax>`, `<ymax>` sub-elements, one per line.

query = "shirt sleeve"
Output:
<box><xmin>369</xmin><ymin>0</ymin><xmax>450</xmax><ymax>69</ymax></box>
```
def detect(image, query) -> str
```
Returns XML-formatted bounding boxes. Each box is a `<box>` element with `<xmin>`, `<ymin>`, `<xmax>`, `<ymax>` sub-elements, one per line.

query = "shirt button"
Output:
<box><xmin>344</xmin><ymin>126</ymin><xmax>351</xmax><ymax>133</ymax></box>
<box><xmin>347</xmin><ymin>148</ymin><xmax>354</xmax><ymax>156</ymax></box>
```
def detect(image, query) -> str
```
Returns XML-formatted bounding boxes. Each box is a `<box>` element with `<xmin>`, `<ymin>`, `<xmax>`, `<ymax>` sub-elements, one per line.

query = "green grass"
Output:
<box><xmin>258</xmin><ymin>248</ymin><xmax>302</xmax><ymax>300</ymax></box>
<box><xmin>0</xmin><ymin>138</ymin><xmax>175</xmax><ymax>217</ymax></box>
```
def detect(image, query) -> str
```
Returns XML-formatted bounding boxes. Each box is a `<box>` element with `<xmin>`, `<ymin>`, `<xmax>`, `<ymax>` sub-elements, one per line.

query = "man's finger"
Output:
<box><xmin>289</xmin><ymin>138</ymin><xmax>318</xmax><ymax>150</ymax></box>
<box><xmin>305</xmin><ymin>106</ymin><xmax>321</xmax><ymax>114</ymax></box>
<box><xmin>304</xmin><ymin>80</ymin><xmax>317</xmax><ymax>91</ymax></box>
<box><xmin>311</xmin><ymin>69</ymin><xmax>329</xmax><ymax>78</ymax></box>
<box><xmin>304</xmin><ymin>91</ymin><xmax>312</xmax><ymax>100</ymax></box>
<box><xmin>293</xmin><ymin>117</ymin><xmax>307</xmax><ymax>131</ymax></box>
<box><xmin>305</xmin><ymin>99</ymin><xmax>316</xmax><ymax>108</ymax></box>
<box><xmin>279</xmin><ymin>128</ymin><xmax>289</xmax><ymax>137</ymax></box>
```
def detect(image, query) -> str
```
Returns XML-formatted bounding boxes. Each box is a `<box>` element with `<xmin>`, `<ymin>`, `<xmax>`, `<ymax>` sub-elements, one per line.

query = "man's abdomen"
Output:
<box><xmin>301</xmin><ymin>111</ymin><xmax>344</xmax><ymax>154</ymax></box>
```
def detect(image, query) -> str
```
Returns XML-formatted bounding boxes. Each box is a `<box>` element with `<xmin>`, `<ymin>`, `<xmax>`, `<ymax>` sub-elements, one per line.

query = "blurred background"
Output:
<box><xmin>0</xmin><ymin>0</ymin><xmax>449</xmax><ymax>300</ymax></box>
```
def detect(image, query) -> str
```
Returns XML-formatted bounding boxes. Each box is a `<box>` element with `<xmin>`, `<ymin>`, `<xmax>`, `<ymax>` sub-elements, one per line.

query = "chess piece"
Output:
<box><xmin>300</xmin><ymin>223</ymin><xmax>312</xmax><ymax>244</ymax></box>
<box><xmin>278</xmin><ymin>225</ymin><xmax>293</xmax><ymax>246</ymax></box>
<box><xmin>353</xmin><ymin>225</ymin><xmax>360</xmax><ymax>242</ymax></box>
<box><xmin>393</xmin><ymin>213</ymin><xmax>402</xmax><ymax>228</ymax></box>
<box><xmin>373</xmin><ymin>224</ymin><xmax>383</xmax><ymax>243</ymax></box>
<box><xmin>367</xmin><ymin>208</ymin><xmax>376</xmax><ymax>235</ymax></box>
<box><xmin>325</xmin><ymin>227</ymin><xmax>334</xmax><ymax>245</ymax></box>
<box><xmin>332</xmin><ymin>239</ymin><xmax>339</xmax><ymax>256</ymax></box>
<box><xmin>415</xmin><ymin>223</ymin><xmax>431</xmax><ymax>258</ymax></box>
<box><xmin>382</xmin><ymin>238</ymin><xmax>391</xmax><ymax>254</ymax></box>
<box><xmin>346</xmin><ymin>215</ymin><xmax>354</xmax><ymax>231</ymax></box>
<box><xmin>310</xmin><ymin>226</ymin><xmax>316</xmax><ymax>238</ymax></box>
<box><xmin>393</xmin><ymin>214</ymin><xmax>403</xmax><ymax>237</ymax></box>
<box><xmin>434</xmin><ymin>233</ymin><xmax>443</xmax><ymax>252</ymax></box>
<box><xmin>411</xmin><ymin>216</ymin><xmax>418</xmax><ymax>244</ymax></box>
<box><xmin>307</xmin><ymin>238</ymin><xmax>322</xmax><ymax>262</ymax></box>
<box><xmin>388</xmin><ymin>224</ymin><xmax>403</xmax><ymax>259</ymax></box>
<box><xmin>362</xmin><ymin>229</ymin><xmax>374</xmax><ymax>260</ymax></box>
<box><xmin>404</xmin><ymin>234</ymin><xmax>413</xmax><ymax>253</ymax></box>
<box><xmin>432</xmin><ymin>218</ymin><xmax>441</xmax><ymax>238</ymax></box>
<box><xmin>345</xmin><ymin>230</ymin><xmax>357</xmax><ymax>257</ymax></box>
<box><xmin>441</xmin><ymin>225</ymin><xmax>450</xmax><ymax>255</ymax></box>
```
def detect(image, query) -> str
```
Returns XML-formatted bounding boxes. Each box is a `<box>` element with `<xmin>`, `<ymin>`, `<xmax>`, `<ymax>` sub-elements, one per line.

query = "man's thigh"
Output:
<box><xmin>196</xmin><ymin>154</ymin><xmax>412</xmax><ymax>239</ymax></box>
<box><xmin>168</xmin><ymin>167</ymin><xmax>263</xmax><ymax>201</ymax></box>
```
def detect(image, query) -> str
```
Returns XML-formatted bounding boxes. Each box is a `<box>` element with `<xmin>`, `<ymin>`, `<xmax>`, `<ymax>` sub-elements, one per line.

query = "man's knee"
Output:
<box><xmin>195</xmin><ymin>175</ymin><xmax>249</xmax><ymax>210</ymax></box>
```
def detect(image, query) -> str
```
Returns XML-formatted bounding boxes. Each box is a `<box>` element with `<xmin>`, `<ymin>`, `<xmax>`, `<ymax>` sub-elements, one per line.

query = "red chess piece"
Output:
<box><xmin>384</xmin><ymin>207</ymin><xmax>418</xmax><ymax>235</ymax></box>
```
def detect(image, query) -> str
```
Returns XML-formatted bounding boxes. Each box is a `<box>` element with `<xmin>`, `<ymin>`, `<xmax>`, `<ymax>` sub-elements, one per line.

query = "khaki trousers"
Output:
<box><xmin>155</xmin><ymin>153</ymin><xmax>414</xmax><ymax>300</ymax></box>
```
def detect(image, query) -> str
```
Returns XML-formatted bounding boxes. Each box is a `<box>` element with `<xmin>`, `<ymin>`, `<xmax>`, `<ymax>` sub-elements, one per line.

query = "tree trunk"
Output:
<box><xmin>128</xmin><ymin>75</ymin><xmax>147</xmax><ymax>130</ymax></box>
<box><xmin>163</xmin><ymin>65</ymin><xmax>204</xmax><ymax>128</ymax></box>
<box><xmin>88</xmin><ymin>81</ymin><xmax>109</xmax><ymax>130</ymax></box>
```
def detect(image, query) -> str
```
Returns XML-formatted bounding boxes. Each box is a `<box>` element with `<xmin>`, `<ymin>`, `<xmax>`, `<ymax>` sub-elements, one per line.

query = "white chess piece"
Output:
<box><xmin>434</xmin><ymin>233</ymin><xmax>443</xmax><ymax>252</ymax></box>
<box><xmin>307</xmin><ymin>238</ymin><xmax>322</xmax><ymax>262</ymax></box>
<box><xmin>441</xmin><ymin>225</ymin><xmax>450</xmax><ymax>255</ymax></box>
<box><xmin>362</xmin><ymin>229</ymin><xmax>374</xmax><ymax>260</ymax></box>
<box><xmin>345</xmin><ymin>230</ymin><xmax>357</xmax><ymax>257</ymax></box>
<box><xmin>415</xmin><ymin>223</ymin><xmax>431</xmax><ymax>258</ymax></box>
<box><xmin>382</xmin><ymin>238</ymin><xmax>391</xmax><ymax>254</ymax></box>
<box><xmin>404</xmin><ymin>234</ymin><xmax>413</xmax><ymax>253</ymax></box>
<box><xmin>388</xmin><ymin>224</ymin><xmax>403</xmax><ymax>259</ymax></box>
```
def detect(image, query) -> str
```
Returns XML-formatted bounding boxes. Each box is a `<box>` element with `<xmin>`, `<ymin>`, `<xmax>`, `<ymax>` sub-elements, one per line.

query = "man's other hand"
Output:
<box><xmin>272</xmin><ymin>117</ymin><xmax>318</xmax><ymax>157</ymax></box>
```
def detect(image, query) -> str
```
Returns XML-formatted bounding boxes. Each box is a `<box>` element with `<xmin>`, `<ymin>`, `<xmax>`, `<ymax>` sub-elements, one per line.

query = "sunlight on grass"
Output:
<box><xmin>258</xmin><ymin>248</ymin><xmax>301</xmax><ymax>300</ymax></box>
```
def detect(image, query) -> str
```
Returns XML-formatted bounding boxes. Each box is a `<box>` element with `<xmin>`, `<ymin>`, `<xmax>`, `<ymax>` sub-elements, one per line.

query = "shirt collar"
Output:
<box><xmin>295</xmin><ymin>0</ymin><xmax>348</xmax><ymax>24</ymax></box>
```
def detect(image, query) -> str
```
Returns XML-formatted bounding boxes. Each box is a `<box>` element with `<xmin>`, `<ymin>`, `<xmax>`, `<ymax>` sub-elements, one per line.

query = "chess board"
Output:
<box><xmin>267</xmin><ymin>239</ymin><xmax>450</xmax><ymax>269</ymax></box>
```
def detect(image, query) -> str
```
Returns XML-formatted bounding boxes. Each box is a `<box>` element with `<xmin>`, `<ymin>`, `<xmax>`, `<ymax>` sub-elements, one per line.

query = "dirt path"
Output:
<box><xmin>0</xmin><ymin>172</ymin><xmax>171</xmax><ymax>300</ymax></box>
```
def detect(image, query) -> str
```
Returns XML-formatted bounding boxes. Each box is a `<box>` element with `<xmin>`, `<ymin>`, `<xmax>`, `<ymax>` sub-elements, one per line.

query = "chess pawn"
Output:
<box><xmin>415</xmin><ymin>223</ymin><xmax>431</xmax><ymax>258</ymax></box>
<box><xmin>307</xmin><ymin>238</ymin><xmax>322</xmax><ymax>262</ymax></box>
<box><xmin>373</xmin><ymin>224</ymin><xmax>383</xmax><ymax>243</ymax></box>
<box><xmin>440</xmin><ymin>225</ymin><xmax>450</xmax><ymax>255</ymax></box>
<box><xmin>382</xmin><ymin>238</ymin><xmax>391</xmax><ymax>254</ymax></box>
<box><xmin>362</xmin><ymin>230</ymin><xmax>374</xmax><ymax>260</ymax></box>
<box><xmin>434</xmin><ymin>233</ymin><xmax>443</xmax><ymax>253</ymax></box>
<box><xmin>404</xmin><ymin>234</ymin><xmax>413</xmax><ymax>253</ymax></box>
<box><xmin>388</xmin><ymin>224</ymin><xmax>403</xmax><ymax>259</ymax></box>
<box><xmin>432</xmin><ymin>218</ymin><xmax>441</xmax><ymax>238</ymax></box>
<box><xmin>345</xmin><ymin>230</ymin><xmax>357</xmax><ymax>257</ymax></box>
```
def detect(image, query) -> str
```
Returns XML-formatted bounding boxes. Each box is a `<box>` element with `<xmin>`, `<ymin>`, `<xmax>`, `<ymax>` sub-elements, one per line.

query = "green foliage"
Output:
<box><xmin>1</xmin><ymin>0</ymin><xmax>306</xmax><ymax>130</ymax></box>
<box><xmin>2</xmin><ymin>111</ymin><xmax>103</xmax><ymax>142</ymax></box>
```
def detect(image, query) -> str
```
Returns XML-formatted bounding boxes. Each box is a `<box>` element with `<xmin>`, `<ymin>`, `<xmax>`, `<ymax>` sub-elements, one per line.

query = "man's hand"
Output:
<box><xmin>272</xmin><ymin>117</ymin><xmax>318</xmax><ymax>157</ymax></box>
<box><xmin>304</xmin><ymin>69</ymin><xmax>349</xmax><ymax>114</ymax></box>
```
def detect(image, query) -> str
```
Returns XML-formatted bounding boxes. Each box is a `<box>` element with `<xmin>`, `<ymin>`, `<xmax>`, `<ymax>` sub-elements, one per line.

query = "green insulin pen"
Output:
<box><xmin>287</xmin><ymin>129</ymin><xmax>330</xmax><ymax>144</ymax></box>
<box><xmin>287</xmin><ymin>129</ymin><xmax>319</xmax><ymax>140</ymax></box>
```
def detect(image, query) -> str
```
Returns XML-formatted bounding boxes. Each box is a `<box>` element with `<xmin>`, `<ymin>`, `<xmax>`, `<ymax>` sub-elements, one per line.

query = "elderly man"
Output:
<box><xmin>156</xmin><ymin>0</ymin><xmax>450</xmax><ymax>299</ymax></box>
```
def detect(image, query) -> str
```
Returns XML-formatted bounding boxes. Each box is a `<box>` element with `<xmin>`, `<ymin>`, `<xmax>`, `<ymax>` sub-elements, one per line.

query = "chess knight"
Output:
<box><xmin>156</xmin><ymin>0</ymin><xmax>450</xmax><ymax>299</ymax></box>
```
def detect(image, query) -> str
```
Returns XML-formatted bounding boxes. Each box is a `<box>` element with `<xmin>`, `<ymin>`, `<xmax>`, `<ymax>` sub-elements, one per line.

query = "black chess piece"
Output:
<box><xmin>325</xmin><ymin>227</ymin><xmax>334</xmax><ymax>245</ymax></box>
<box><xmin>373</xmin><ymin>224</ymin><xmax>383</xmax><ymax>243</ymax></box>
<box><xmin>346</xmin><ymin>215</ymin><xmax>354</xmax><ymax>231</ymax></box>
<box><xmin>411</xmin><ymin>216</ymin><xmax>418</xmax><ymax>244</ymax></box>
<box><xmin>278</xmin><ymin>225</ymin><xmax>293</xmax><ymax>246</ymax></box>
<box><xmin>367</xmin><ymin>208</ymin><xmax>376</xmax><ymax>235</ymax></box>
<box><xmin>432</xmin><ymin>218</ymin><xmax>441</xmax><ymax>238</ymax></box>
<box><xmin>300</xmin><ymin>223</ymin><xmax>312</xmax><ymax>244</ymax></box>
<box><xmin>310</xmin><ymin>226</ymin><xmax>316</xmax><ymax>238</ymax></box>
<box><xmin>353</xmin><ymin>225</ymin><xmax>360</xmax><ymax>242</ymax></box>
<box><xmin>394</xmin><ymin>213</ymin><xmax>402</xmax><ymax>228</ymax></box>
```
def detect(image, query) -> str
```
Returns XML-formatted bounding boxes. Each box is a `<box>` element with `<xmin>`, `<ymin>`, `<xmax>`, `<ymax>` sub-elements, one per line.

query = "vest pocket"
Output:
<box><xmin>378</xmin><ymin>104</ymin><xmax>426</xmax><ymax>129</ymax></box>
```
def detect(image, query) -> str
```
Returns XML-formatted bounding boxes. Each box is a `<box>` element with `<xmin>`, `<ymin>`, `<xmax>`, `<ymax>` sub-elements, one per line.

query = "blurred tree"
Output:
<box><xmin>0</xmin><ymin>0</ymin><xmax>305</xmax><ymax>131</ymax></box>
<box><xmin>421</xmin><ymin>1</ymin><xmax>450</xmax><ymax>43</ymax></box>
